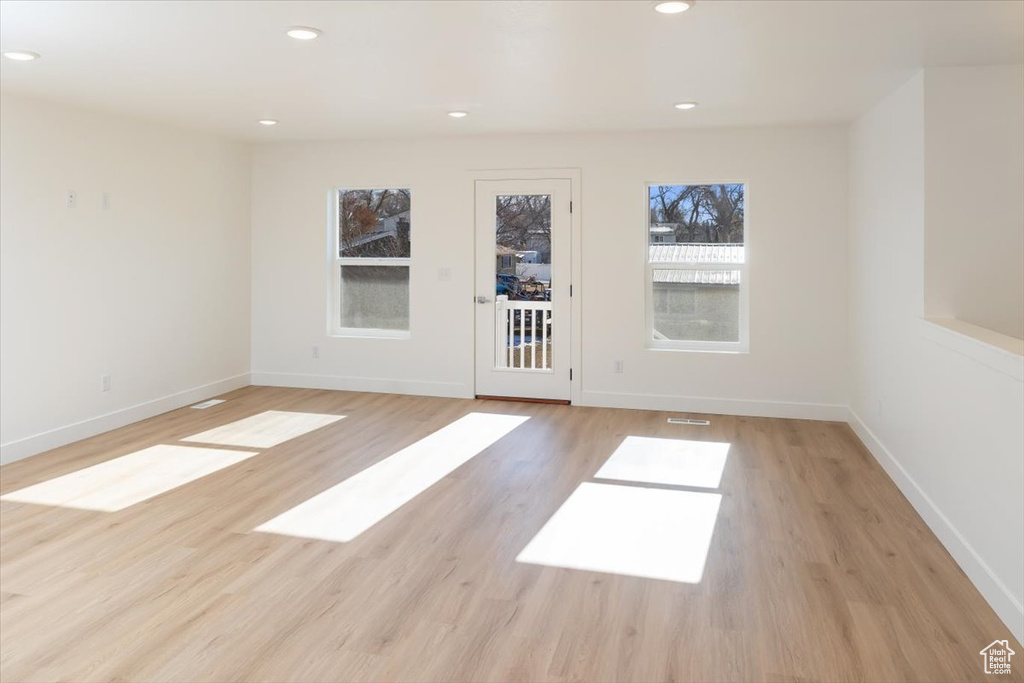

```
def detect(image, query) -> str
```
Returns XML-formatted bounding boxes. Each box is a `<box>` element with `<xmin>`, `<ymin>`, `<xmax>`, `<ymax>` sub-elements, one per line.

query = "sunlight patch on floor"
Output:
<box><xmin>594</xmin><ymin>435</ymin><xmax>729</xmax><ymax>489</ymax></box>
<box><xmin>182</xmin><ymin>410</ymin><xmax>344</xmax><ymax>449</ymax></box>
<box><xmin>255</xmin><ymin>412</ymin><xmax>530</xmax><ymax>543</ymax></box>
<box><xmin>0</xmin><ymin>444</ymin><xmax>259</xmax><ymax>511</ymax></box>
<box><xmin>516</xmin><ymin>482</ymin><xmax>722</xmax><ymax>583</ymax></box>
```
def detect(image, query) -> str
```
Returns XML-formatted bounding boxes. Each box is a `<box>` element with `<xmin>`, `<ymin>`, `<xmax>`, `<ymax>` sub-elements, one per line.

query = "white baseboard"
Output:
<box><xmin>848</xmin><ymin>409</ymin><xmax>1024</xmax><ymax>642</ymax></box>
<box><xmin>0</xmin><ymin>373</ymin><xmax>251</xmax><ymax>466</ymax></box>
<box><xmin>250</xmin><ymin>372</ymin><xmax>473</xmax><ymax>400</ymax></box>
<box><xmin>580</xmin><ymin>390</ymin><xmax>848</xmax><ymax>421</ymax></box>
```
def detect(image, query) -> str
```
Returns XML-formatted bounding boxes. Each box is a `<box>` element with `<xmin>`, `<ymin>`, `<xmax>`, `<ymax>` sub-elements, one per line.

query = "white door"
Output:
<box><xmin>475</xmin><ymin>179</ymin><xmax>572</xmax><ymax>401</ymax></box>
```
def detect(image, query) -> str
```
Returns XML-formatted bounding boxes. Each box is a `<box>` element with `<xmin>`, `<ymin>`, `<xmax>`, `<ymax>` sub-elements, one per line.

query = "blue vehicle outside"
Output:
<box><xmin>496</xmin><ymin>273</ymin><xmax>522</xmax><ymax>298</ymax></box>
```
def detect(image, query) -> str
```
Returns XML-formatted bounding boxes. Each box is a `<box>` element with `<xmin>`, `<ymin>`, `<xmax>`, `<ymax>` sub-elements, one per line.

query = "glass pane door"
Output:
<box><xmin>494</xmin><ymin>194</ymin><xmax>553</xmax><ymax>371</ymax></box>
<box><xmin>475</xmin><ymin>178</ymin><xmax>571</xmax><ymax>401</ymax></box>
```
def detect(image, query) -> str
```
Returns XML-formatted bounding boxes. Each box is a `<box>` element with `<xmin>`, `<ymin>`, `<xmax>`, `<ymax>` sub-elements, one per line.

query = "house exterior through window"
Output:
<box><xmin>646</xmin><ymin>184</ymin><xmax>748</xmax><ymax>352</ymax></box>
<box><xmin>332</xmin><ymin>188</ymin><xmax>411</xmax><ymax>337</ymax></box>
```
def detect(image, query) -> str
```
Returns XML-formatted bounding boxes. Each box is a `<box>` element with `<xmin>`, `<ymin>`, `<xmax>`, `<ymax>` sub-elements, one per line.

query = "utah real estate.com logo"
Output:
<box><xmin>979</xmin><ymin>640</ymin><xmax>1015</xmax><ymax>675</ymax></box>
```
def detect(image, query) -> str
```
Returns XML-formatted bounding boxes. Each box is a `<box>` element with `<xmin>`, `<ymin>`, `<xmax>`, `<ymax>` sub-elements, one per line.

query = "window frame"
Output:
<box><xmin>644</xmin><ymin>182</ymin><xmax>749</xmax><ymax>354</ymax></box>
<box><xmin>329</xmin><ymin>187</ymin><xmax>412</xmax><ymax>339</ymax></box>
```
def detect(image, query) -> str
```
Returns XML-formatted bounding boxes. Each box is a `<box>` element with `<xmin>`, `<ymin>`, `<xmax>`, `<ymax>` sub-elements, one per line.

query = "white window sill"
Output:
<box><xmin>331</xmin><ymin>328</ymin><xmax>411</xmax><ymax>340</ymax></box>
<box><xmin>648</xmin><ymin>342</ymin><xmax>749</xmax><ymax>355</ymax></box>
<box><xmin>919</xmin><ymin>317</ymin><xmax>1024</xmax><ymax>381</ymax></box>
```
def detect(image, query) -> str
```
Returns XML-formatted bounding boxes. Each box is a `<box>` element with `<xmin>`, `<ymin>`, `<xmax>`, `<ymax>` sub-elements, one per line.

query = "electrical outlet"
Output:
<box><xmin>311</xmin><ymin>345</ymin><xmax>320</xmax><ymax>359</ymax></box>
<box><xmin>614</xmin><ymin>360</ymin><xmax>624</xmax><ymax>374</ymax></box>
<box><xmin>102</xmin><ymin>192</ymin><xmax>110</xmax><ymax>210</ymax></box>
<box><xmin>437</xmin><ymin>267</ymin><xmax>451</xmax><ymax>282</ymax></box>
<box><xmin>67</xmin><ymin>190</ymin><xmax>77</xmax><ymax>208</ymax></box>
<box><xmin>101</xmin><ymin>374</ymin><xmax>111</xmax><ymax>392</ymax></box>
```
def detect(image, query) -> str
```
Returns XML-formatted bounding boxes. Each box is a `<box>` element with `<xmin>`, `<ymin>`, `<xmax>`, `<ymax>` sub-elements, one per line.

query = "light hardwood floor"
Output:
<box><xmin>0</xmin><ymin>386</ymin><xmax>1019</xmax><ymax>682</ymax></box>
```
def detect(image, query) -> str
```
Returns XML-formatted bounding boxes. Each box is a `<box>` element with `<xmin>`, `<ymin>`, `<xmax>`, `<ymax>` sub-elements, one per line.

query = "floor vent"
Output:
<box><xmin>667</xmin><ymin>417</ymin><xmax>710</xmax><ymax>426</ymax></box>
<box><xmin>190</xmin><ymin>399</ymin><xmax>226</xmax><ymax>410</ymax></box>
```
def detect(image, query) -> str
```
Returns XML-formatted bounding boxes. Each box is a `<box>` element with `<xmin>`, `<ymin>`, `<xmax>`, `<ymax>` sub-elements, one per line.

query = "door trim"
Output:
<box><xmin>468</xmin><ymin>168</ymin><xmax>582</xmax><ymax>405</ymax></box>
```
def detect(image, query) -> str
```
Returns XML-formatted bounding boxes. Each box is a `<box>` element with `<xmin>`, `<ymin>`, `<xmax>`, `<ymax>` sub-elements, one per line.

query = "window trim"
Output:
<box><xmin>328</xmin><ymin>187</ymin><xmax>412</xmax><ymax>339</ymax></box>
<box><xmin>643</xmin><ymin>182</ymin><xmax>749</xmax><ymax>354</ymax></box>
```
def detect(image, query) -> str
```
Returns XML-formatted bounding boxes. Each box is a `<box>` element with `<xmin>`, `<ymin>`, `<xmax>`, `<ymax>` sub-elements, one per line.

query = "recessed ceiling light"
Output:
<box><xmin>286</xmin><ymin>27</ymin><xmax>321</xmax><ymax>40</ymax></box>
<box><xmin>3</xmin><ymin>51</ymin><xmax>40</xmax><ymax>61</ymax></box>
<box><xmin>654</xmin><ymin>1</ymin><xmax>693</xmax><ymax>14</ymax></box>
<box><xmin>258</xmin><ymin>119</ymin><xmax>279</xmax><ymax>126</ymax></box>
<box><xmin>674</xmin><ymin>101</ymin><xmax>698</xmax><ymax>110</ymax></box>
<box><xmin>448</xmin><ymin>111</ymin><xmax>469</xmax><ymax>118</ymax></box>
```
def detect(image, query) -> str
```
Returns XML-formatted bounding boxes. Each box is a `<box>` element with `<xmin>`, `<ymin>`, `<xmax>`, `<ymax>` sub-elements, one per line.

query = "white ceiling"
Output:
<box><xmin>1</xmin><ymin>0</ymin><xmax>1022</xmax><ymax>141</ymax></box>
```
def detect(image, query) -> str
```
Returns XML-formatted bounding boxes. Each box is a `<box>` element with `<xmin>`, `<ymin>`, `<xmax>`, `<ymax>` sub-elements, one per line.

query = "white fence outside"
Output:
<box><xmin>494</xmin><ymin>295</ymin><xmax>553</xmax><ymax>371</ymax></box>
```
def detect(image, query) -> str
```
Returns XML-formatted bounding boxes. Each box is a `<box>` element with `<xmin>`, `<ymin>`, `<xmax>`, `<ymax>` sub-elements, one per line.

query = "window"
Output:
<box><xmin>332</xmin><ymin>188</ymin><xmax>411</xmax><ymax>336</ymax></box>
<box><xmin>646</xmin><ymin>184</ymin><xmax>747</xmax><ymax>352</ymax></box>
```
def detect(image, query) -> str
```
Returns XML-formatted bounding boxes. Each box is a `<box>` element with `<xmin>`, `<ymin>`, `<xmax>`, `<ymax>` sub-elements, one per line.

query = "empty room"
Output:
<box><xmin>1</xmin><ymin>1</ymin><xmax>1022</xmax><ymax>681</ymax></box>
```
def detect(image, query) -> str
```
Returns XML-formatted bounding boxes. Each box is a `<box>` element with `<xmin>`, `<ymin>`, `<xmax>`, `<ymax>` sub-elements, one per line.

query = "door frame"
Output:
<box><xmin>468</xmin><ymin>168</ymin><xmax>583</xmax><ymax>405</ymax></box>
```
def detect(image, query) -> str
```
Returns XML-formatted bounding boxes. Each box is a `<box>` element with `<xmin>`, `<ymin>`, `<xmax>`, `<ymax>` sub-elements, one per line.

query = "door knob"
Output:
<box><xmin>476</xmin><ymin>295</ymin><xmax>493</xmax><ymax>304</ymax></box>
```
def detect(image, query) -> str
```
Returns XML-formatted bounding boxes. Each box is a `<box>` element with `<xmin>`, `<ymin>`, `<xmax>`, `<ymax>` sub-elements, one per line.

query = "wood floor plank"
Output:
<box><xmin>0</xmin><ymin>386</ymin><xmax>1019</xmax><ymax>682</ymax></box>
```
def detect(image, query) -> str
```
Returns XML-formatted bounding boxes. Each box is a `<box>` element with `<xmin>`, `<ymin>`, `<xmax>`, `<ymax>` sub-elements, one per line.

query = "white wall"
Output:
<box><xmin>250</xmin><ymin>127</ymin><xmax>848</xmax><ymax>419</ymax></box>
<box><xmin>0</xmin><ymin>94</ymin><xmax>252</xmax><ymax>463</ymax></box>
<box><xmin>848</xmin><ymin>72</ymin><xmax>1024</xmax><ymax>641</ymax></box>
<box><xmin>924</xmin><ymin>64</ymin><xmax>1024</xmax><ymax>339</ymax></box>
